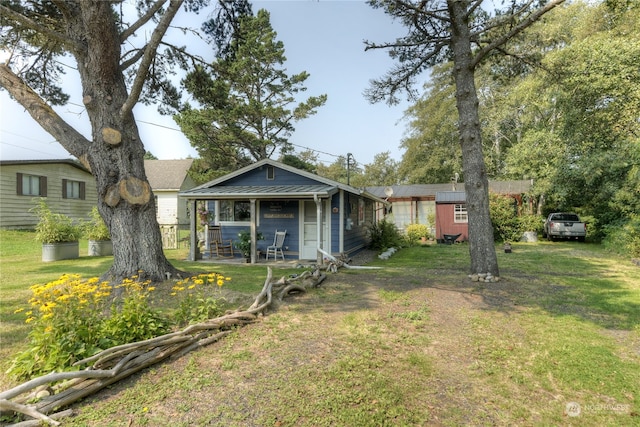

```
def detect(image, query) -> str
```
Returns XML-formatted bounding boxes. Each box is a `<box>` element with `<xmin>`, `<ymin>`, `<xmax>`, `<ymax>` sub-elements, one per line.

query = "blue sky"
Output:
<box><xmin>0</xmin><ymin>1</ymin><xmax>425</xmax><ymax>167</ymax></box>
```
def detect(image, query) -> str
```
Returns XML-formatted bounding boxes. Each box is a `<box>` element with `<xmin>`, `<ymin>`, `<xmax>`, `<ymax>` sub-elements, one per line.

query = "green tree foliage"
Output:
<box><xmin>175</xmin><ymin>9</ymin><xmax>327</xmax><ymax>169</ymax></box>
<box><xmin>366</xmin><ymin>0</ymin><xmax>565</xmax><ymax>276</ymax></box>
<box><xmin>500</xmin><ymin>2</ymin><xmax>640</xmax><ymax>237</ymax></box>
<box><xmin>399</xmin><ymin>63</ymin><xmax>462</xmax><ymax>184</ymax></box>
<box><xmin>0</xmin><ymin>1</ymin><xmax>248</xmax><ymax>281</ymax></box>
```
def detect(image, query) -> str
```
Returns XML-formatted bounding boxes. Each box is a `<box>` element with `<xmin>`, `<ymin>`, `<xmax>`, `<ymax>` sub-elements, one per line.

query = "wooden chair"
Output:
<box><xmin>265</xmin><ymin>230</ymin><xmax>287</xmax><ymax>261</ymax></box>
<box><xmin>208</xmin><ymin>226</ymin><xmax>234</xmax><ymax>258</ymax></box>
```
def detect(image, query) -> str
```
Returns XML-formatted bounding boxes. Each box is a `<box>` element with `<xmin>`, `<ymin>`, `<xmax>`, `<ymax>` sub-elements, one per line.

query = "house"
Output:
<box><xmin>179</xmin><ymin>159</ymin><xmax>386</xmax><ymax>263</ymax></box>
<box><xmin>144</xmin><ymin>159</ymin><xmax>196</xmax><ymax>226</ymax></box>
<box><xmin>367</xmin><ymin>180</ymin><xmax>533</xmax><ymax>242</ymax></box>
<box><xmin>0</xmin><ymin>159</ymin><xmax>98</xmax><ymax>229</ymax></box>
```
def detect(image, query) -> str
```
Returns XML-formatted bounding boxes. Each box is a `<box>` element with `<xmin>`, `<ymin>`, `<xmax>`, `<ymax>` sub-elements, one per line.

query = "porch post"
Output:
<box><xmin>250</xmin><ymin>199</ymin><xmax>257</xmax><ymax>264</ymax></box>
<box><xmin>188</xmin><ymin>199</ymin><xmax>198</xmax><ymax>261</ymax></box>
<box><xmin>315</xmin><ymin>194</ymin><xmax>323</xmax><ymax>264</ymax></box>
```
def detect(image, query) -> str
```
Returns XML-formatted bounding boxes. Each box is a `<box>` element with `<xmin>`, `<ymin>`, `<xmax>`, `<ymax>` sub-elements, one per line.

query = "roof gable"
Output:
<box><xmin>144</xmin><ymin>159</ymin><xmax>194</xmax><ymax>191</ymax></box>
<box><xmin>181</xmin><ymin>159</ymin><xmax>385</xmax><ymax>202</ymax></box>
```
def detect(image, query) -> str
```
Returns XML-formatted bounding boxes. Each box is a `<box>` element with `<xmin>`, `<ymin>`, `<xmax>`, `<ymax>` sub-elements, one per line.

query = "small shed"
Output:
<box><xmin>435</xmin><ymin>191</ymin><xmax>468</xmax><ymax>243</ymax></box>
<box><xmin>179</xmin><ymin>159</ymin><xmax>386</xmax><ymax>263</ymax></box>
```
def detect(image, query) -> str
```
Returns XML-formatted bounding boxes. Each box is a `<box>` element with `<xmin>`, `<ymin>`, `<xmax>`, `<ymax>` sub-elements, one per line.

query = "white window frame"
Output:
<box><xmin>454</xmin><ymin>204</ymin><xmax>468</xmax><ymax>223</ymax></box>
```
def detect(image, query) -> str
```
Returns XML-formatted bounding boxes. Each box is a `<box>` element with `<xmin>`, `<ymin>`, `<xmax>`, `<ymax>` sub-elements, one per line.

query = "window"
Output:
<box><xmin>266</xmin><ymin>165</ymin><xmax>275</xmax><ymax>180</ymax></box>
<box><xmin>16</xmin><ymin>173</ymin><xmax>47</xmax><ymax>196</ymax></box>
<box><xmin>219</xmin><ymin>200</ymin><xmax>251</xmax><ymax>222</ymax></box>
<box><xmin>454</xmin><ymin>204</ymin><xmax>468</xmax><ymax>223</ymax></box>
<box><xmin>62</xmin><ymin>179</ymin><xmax>86</xmax><ymax>200</ymax></box>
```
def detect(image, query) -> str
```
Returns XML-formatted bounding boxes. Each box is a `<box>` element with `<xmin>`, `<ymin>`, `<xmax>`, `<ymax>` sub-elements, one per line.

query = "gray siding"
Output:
<box><xmin>0</xmin><ymin>162</ymin><xmax>98</xmax><ymax>229</ymax></box>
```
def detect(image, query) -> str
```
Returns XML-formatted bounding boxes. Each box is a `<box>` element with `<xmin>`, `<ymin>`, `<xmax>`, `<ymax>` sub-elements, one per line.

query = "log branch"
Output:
<box><xmin>0</xmin><ymin>265</ymin><xmax>331</xmax><ymax>423</ymax></box>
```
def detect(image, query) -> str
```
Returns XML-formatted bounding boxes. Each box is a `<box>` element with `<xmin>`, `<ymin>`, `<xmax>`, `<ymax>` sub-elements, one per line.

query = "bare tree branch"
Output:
<box><xmin>121</xmin><ymin>0</ymin><xmax>184</xmax><ymax>118</ymax></box>
<box><xmin>0</xmin><ymin>64</ymin><xmax>90</xmax><ymax>159</ymax></box>
<box><xmin>471</xmin><ymin>0</ymin><xmax>565</xmax><ymax>68</ymax></box>
<box><xmin>120</xmin><ymin>0</ymin><xmax>168</xmax><ymax>42</ymax></box>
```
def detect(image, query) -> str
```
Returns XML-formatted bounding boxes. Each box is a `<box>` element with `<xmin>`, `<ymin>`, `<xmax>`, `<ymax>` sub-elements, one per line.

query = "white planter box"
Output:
<box><xmin>88</xmin><ymin>240</ymin><xmax>113</xmax><ymax>256</ymax></box>
<box><xmin>42</xmin><ymin>242</ymin><xmax>80</xmax><ymax>262</ymax></box>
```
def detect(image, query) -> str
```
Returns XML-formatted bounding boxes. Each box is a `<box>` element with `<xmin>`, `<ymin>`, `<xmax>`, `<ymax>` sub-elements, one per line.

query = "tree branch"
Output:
<box><xmin>120</xmin><ymin>0</ymin><xmax>183</xmax><ymax>118</ymax></box>
<box><xmin>120</xmin><ymin>0</ymin><xmax>168</xmax><ymax>42</ymax></box>
<box><xmin>471</xmin><ymin>0</ymin><xmax>565</xmax><ymax>68</ymax></box>
<box><xmin>0</xmin><ymin>5</ymin><xmax>82</xmax><ymax>53</ymax></box>
<box><xmin>0</xmin><ymin>64</ymin><xmax>90</xmax><ymax>159</ymax></box>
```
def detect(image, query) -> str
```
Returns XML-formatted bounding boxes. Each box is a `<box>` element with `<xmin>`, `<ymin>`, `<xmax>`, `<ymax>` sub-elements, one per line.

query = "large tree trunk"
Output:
<box><xmin>73</xmin><ymin>3</ymin><xmax>180</xmax><ymax>282</ymax></box>
<box><xmin>448</xmin><ymin>1</ymin><xmax>500</xmax><ymax>277</ymax></box>
<box><xmin>0</xmin><ymin>2</ymin><xmax>182</xmax><ymax>283</ymax></box>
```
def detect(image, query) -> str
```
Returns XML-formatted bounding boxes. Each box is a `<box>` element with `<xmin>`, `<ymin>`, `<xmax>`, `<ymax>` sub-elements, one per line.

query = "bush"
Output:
<box><xmin>9</xmin><ymin>272</ymin><xmax>230</xmax><ymax>380</ymax></box>
<box><xmin>31</xmin><ymin>198</ymin><xmax>80</xmax><ymax>243</ymax></box>
<box><xmin>172</xmin><ymin>273</ymin><xmax>228</xmax><ymax>326</ymax></box>
<box><xmin>368</xmin><ymin>218</ymin><xmax>403</xmax><ymax>251</ymax></box>
<box><xmin>82</xmin><ymin>206</ymin><xmax>111</xmax><ymax>241</ymax></box>
<box><xmin>405</xmin><ymin>223</ymin><xmax>431</xmax><ymax>245</ymax></box>
<box><xmin>489</xmin><ymin>193</ymin><xmax>543</xmax><ymax>242</ymax></box>
<box><xmin>603</xmin><ymin>215</ymin><xmax>640</xmax><ymax>258</ymax></box>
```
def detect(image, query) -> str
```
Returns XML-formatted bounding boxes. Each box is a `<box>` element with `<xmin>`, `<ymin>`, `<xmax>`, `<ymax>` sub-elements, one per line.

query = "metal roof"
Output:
<box><xmin>181</xmin><ymin>184</ymin><xmax>338</xmax><ymax>199</ymax></box>
<box><xmin>367</xmin><ymin>180</ymin><xmax>532</xmax><ymax>199</ymax></box>
<box><xmin>435</xmin><ymin>191</ymin><xmax>467</xmax><ymax>203</ymax></box>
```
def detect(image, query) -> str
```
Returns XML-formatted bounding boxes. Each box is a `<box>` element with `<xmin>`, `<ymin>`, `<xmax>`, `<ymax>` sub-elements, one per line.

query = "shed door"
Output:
<box><xmin>300</xmin><ymin>200</ymin><xmax>329</xmax><ymax>260</ymax></box>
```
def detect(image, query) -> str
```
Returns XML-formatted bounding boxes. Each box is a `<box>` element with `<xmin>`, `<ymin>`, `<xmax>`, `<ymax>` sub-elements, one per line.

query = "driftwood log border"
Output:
<box><xmin>0</xmin><ymin>266</ymin><xmax>330</xmax><ymax>426</ymax></box>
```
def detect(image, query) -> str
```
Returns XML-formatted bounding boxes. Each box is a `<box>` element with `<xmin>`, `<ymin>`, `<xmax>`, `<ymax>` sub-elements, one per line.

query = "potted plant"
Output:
<box><xmin>31</xmin><ymin>198</ymin><xmax>81</xmax><ymax>262</ymax></box>
<box><xmin>235</xmin><ymin>229</ymin><xmax>264</xmax><ymax>261</ymax></box>
<box><xmin>84</xmin><ymin>206</ymin><xmax>112</xmax><ymax>256</ymax></box>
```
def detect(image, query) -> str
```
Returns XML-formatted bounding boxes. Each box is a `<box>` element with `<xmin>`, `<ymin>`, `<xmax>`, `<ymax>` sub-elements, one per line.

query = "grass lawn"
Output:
<box><xmin>1</xmin><ymin>230</ymin><xmax>639</xmax><ymax>426</ymax></box>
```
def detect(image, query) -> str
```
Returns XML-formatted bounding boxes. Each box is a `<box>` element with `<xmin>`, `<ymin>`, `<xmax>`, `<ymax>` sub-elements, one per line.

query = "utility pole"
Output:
<box><xmin>346</xmin><ymin>153</ymin><xmax>354</xmax><ymax>185</ymax></box>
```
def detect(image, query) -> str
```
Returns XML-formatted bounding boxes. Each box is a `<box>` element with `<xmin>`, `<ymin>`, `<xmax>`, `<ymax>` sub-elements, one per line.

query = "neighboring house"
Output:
<box><xmin>179</xmin><ymin>158</ymin><xmax>386</xmax><ymax>263</ymax></box>
<box><xmin>367</xmin><ymin>180</ymin><xmax>533</xmax><ymax>242</ymax></box>
<box><xmin>0</xmin><ymin>159</ymin><xmax>98</xmax><ymax>229</ymax></box>
<box><xmin>144</xmin><ymin>159</ymin><xmax>196</xmax><ymax>226</ymax></box>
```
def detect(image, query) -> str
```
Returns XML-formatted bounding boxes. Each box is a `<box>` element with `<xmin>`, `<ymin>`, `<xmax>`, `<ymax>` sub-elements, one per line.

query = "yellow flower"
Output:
<box><xmin>14</xmin><ymin>308</ymin><xmax>24</xmax><ymax>314</ymax></box>
<box><xmin>147</xmin><ymin>286</ymin><xmax>156</xmax><ymax>292</ymax></box>
<box><xmin>188</xmin><ymin>285</ymin><xmax>196</xmax><ymax>290</ymax></box>
<box><xmin>217</xmin><ymin>280</ymin><xmax>224</xmax><ymax>287</ymax></box>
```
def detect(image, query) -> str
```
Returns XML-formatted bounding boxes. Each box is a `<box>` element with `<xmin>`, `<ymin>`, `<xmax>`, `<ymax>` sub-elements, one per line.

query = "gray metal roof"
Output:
<box><xmin>367</xmin><ymin>180</ymin><xmax>532</xmax><ymax>199</ymax></box>
<box><xmin>181</xmin><ymin>184</ymin><xmax>339</xmax><ymax>199</ymax></box>
<box><xmin>435</xmin><ymin>191</ymin><xmax>467</xmax><ymax>203</ymax></box>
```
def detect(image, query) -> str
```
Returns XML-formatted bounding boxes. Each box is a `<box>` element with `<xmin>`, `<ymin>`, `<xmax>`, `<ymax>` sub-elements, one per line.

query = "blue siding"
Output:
<box><xmin>257</xmin><ymin>200</ymin><xmax>299</xmax><ymax>254</ymax></box>
<box><xmin>226</xmin><ymin>166</ymin><xmax>323</xmax><ymax>186</ymax></box>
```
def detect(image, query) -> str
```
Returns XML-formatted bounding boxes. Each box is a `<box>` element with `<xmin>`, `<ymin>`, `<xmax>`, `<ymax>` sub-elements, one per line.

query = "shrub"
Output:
<box><xmin>31</xmin><ymin>198</ymin><xmax>80</xmax><ymax>243</ymax></box>
<box><xmin>172</xmin><ymin>273</ymin><xmax>229</xmax><ymax>326</ymax></box>
<box><xmin>603</xmin><ymin>215</ymin><xmax>640</xmax><ymax>258</ymax></box>
<box><xmin>518</xmin><ymin>214</ymin><xmax>544</xmax><ymax>235</ymax></box>
<box><xmin>489</xmin><ymin>193</ymin><xmax>519</xmax><ymax>242</ymax></box>
<box><xmin>405</xmin><ymin>223</ymin><xmax>431</xmax><ymax>245</ymax></box>
<box><xmin>368</xmin><ymin>218</ymin><xmax>403</xmax><ymax>251</ymax></box>
<box><xmin>9</xmin><ymin>272</ymin><xmax>230</xmax><ymax>380</ymax></box>
<box><xmin>82</xmin><ymin>206</ymin><xmax>111</xmax><ymax>241</ymax></box>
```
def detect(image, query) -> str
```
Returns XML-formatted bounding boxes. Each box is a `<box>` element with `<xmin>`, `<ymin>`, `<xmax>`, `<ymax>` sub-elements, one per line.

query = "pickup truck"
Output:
<box><xmin>543</xmin><ymin>213</ymin><xmax>587</xmax><ymax>241</ymax></box>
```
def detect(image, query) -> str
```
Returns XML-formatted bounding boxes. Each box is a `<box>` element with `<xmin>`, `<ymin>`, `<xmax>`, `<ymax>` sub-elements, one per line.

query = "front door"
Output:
<box><xmin>300</xmin><ymin>200</ymin><xmax>329</xmax><ymax>260</ymax></box>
